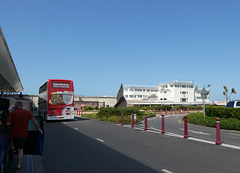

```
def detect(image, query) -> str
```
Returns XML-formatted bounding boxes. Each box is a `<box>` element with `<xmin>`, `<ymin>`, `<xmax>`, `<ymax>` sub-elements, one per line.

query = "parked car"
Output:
<box><xmin>226</xmin><ymin>100</ymin><xmax>240</xmax><ymax>108</ymax></box>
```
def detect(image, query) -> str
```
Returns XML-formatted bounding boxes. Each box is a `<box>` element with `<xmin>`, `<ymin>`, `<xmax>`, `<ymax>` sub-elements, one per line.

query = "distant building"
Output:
<box><xmin>124</xmin><ymin>81</ymin><xmax>211</xmax><ymax>106</ymax></box>
<box><xmin>74</xmin><ymin>96</ymin><xmax>117</xmax><ymax>108</ymax></box>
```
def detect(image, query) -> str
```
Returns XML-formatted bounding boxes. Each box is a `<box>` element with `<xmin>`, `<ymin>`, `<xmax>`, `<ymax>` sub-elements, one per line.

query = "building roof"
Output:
<box><xmin>0</xmin><ymin>27</ymin><xmax>23</xmax><ymax>93</ymax></box>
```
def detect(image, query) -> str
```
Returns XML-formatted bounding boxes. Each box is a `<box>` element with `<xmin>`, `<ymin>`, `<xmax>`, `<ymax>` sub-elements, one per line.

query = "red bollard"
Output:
<box><xmin>160</xmin><ymin>109</ymin><xmax>162</xmax><ymax>115</ymax></box>
<box><xmin>154</xmin><ymin>109</ymin><xmax>156</xmax><ymax>117</ymax></box>
<box><xmin>161</xmin><ymin>115</ymin><xmax>165</xmax><ymax>134</ymax></box>
<box><xmin>121</xmin><ymin>112</ymin><xmax>123</xmax><ymax>126</ymax></box>
<box><xmin>165</xmin><ymin>109</ymin><xmax>167</xmax><ymax>116</ymax></box>
<box><xmin>184</xmin><ymin>116</ymin><xmax>188</xmax><ymax>138</ymax></box>
<box><xmin>187</xmin><ymin>108</ymin><xmax>189</xmax><ymax>113</ymax></box>
<box><xmin>175</xmin><ymin>109</ymin><xmax>177</xmax><ymax>115</ymax></box>
<box><xmin>216</xmin><ymin>118</ymin><xmax>221</xmax><ymax>145</ymax></box>
<box><xmin>144</xmin><ymin>114</ymin><xmax>148</xmax><ymax>130</ymax></box>
<box><xmin>183</xmin><ymin>108</ymin><xmax>185</xmax><ymax>114</ymax></box>
<box><xmin>170</xmin><ymin>109</ymin><xmax>172</xmax><ymax>115</ymax></box>
<box><xmin>131</xmin><ymin>113</ymin><xmax>134</xmax><ymax>128</ymax></box>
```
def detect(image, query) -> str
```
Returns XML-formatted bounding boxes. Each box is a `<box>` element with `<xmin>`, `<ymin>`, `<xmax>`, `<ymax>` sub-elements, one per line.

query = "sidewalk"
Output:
<box><xmin>5</xmin><ymin>154</ymin><xmax>44</xmax><ymax>173</ymax></box>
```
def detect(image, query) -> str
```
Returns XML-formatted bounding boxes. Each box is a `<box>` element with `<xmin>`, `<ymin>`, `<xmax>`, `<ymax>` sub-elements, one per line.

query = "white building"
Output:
<box><xmin>124</xmin><ymin>81</ymin><xmax>211</xmax><ymax>106</ymax></box>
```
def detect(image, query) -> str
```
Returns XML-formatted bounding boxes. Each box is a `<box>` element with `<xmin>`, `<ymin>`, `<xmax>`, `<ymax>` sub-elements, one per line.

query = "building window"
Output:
<box><xmin>130</xmin><ymin>89</ymin><xmax>133</xmax><ymax>91</ymax></box>
<box><xmin>125</xmin><ymin>95</ymin><xmax>128</xmax><ymax>98</ymax></box>
<box><xmin>147</xmin><ymin>90</ymin><xmax>150</xmax><ymax>92</ymax></box>
<box><xmin>180</xmin><ymin>98</ymin><xmax>188</xmax><ymax>102</ymax></box>
<box><xmin>129</xmin><ymin>95</ymin><xmax>134</xmax><ymax>98</ymax></box>
<box><xmin>180</xmin><ymin>91</ymin><xmax>188</xmax><ymax>94</ymax></box>
<box><xmin>135</xmin><ymin>89</ymin><xmax>143</xmax><ymax>92</ymax></box>
<box><xmin>175</xmin><ymin>85</ymin><xmax>179</xmax><ymax>87</ymax></box>
<box><xmin>151</xmin><ymin>90</ymin><xmax>158</xmax><ymax>92</ymax></box>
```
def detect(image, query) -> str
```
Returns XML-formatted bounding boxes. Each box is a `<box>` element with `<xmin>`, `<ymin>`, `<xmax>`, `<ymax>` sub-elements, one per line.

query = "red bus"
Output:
<box><xmin>38</xmin><ymin>79</ymin><xmax>74</xmax><ymax>120</ymax></box>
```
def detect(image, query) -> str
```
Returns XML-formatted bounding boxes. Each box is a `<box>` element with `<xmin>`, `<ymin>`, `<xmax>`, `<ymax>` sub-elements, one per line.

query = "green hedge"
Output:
<box><xmin>84</xmin><ymin>107</ymin><xmax>155</xmax><ymax>124</ymax></box>
<box><xmin>186</xmin><ymin>113</ymin><xmax>240</xmax><ymax>131</ymax></box>
<box><xmin>205</xmin><ymin>106</ymin><xmax>240</xmax><ymax>120</ymax></box>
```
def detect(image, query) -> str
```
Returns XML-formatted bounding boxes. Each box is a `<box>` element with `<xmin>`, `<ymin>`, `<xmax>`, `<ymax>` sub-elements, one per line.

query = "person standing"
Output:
<box><xmin>6</xmin><ymin>101</ymin><xmax>43</xmax><ymax>170</ymax></box>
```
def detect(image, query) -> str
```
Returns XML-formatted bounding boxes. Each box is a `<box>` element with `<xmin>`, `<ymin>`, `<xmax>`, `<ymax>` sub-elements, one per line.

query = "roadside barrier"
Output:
<box><xmin>144</xmin><ymin>114</ymin><xmax>148</xmax><ymax>131</ymax></box>
<box><xmin>131</xmin><ymin>113</ymin><xmax>134</xmax><ymax>128</ymax></box>
<box><xmin>216</xmin><ymin>118</ymin><xmax>221</xmax><ymax>145</ymax></box>
<box><xmin>161</xmin><ymin>115</ymin><xmax>165</xmax><ymax>134</ymax></box>
<box><xmin>184</xmin><ymin>116</ymin><xmax>188</xmax><ymax>138</ymax></box>
<box><xmin>76</xmin><ymin>109</ymin><xmax>83</xmax><ymax>116</ymax></box>
<box><xmin>121</xmin><ymin>112</ymin><xmax>123</xmax><ymax>126</ymax></box>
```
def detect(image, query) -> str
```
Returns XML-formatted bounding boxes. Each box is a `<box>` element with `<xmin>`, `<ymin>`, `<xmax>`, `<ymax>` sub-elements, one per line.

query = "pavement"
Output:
<box><xmin>5</xmin><ymin>154</ymin><xmax>44</xmax><ymax>173</ymax></box>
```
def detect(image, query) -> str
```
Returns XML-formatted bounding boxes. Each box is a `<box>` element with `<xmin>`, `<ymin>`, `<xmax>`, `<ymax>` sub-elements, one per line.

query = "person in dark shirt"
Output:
<box><xmin>6</xmin><ymin>101</ymin><xmax>43</xmax><ymax>170</ymax></box>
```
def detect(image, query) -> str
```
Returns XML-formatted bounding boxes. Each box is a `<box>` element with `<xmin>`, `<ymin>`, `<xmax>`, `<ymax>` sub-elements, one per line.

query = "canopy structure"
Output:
<box><xmin>0</xmin><ymin>27</ymin><xmax>23</xmax><ymax>93</ymax></box>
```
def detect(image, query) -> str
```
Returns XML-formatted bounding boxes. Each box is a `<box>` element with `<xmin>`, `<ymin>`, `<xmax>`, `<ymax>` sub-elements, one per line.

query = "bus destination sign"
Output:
<box><xmin>52</xmin><ymin>82</ymin><xmax>70</xmax><ymax>89</ymax></box>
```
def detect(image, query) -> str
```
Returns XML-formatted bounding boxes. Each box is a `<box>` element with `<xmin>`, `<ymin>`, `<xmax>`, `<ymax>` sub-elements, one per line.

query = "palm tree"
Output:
<box><xmin>223</xmin><ymin>86</ymin><xmax>237</xmax><ymax>104</ymax></box>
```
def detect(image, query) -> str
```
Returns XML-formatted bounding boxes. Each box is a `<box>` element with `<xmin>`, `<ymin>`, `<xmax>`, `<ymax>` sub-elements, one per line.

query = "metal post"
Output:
<box><xmin>203</xmin><ymin>98</ymin><xmax>205</xmax><ymax>118</ymax></box>
<box><xmin>161</xmin><ymin>115</ymin><xmax>165</xmax><ymax>134</ymax></box>
<box><xmin>144</xmin><ymin>114</ymin><xmax>147</xmax><ymax>131</ymax></box>
<box><xmin>216</xmin><ymin>118</ymin><xmax>221</xmax><ymax>145</ymax></box>
<box><xmin>131</xmin><ymin>113</ymin><xmax>134</xmax><ymax>128</ymax></box>
<box><xmin>184</xmin><ymin>116</ymin><xmax>188</xmax><ymax>138</ymax></box>
<box><xmin>121</xmin><ymin>112</ymin><xmax>123</xmax><ymax>126</ymax></box>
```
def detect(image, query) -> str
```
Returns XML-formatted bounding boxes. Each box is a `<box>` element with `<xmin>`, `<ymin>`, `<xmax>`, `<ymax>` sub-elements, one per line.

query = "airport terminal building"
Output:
<box><xmin>124</xmin><ymin>81</ymin><xmax>211</xmax><ymax>106</ymax></box>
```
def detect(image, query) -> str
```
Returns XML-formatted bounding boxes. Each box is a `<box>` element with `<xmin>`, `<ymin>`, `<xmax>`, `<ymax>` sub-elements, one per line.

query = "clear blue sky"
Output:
<box><xmin>1</xmin><ymin>0</ymin><xmax>240</xmax><ymax>101</ymax></box>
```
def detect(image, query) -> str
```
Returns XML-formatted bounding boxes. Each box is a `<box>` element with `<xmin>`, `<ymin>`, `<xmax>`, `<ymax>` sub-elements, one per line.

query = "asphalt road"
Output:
<box><xmin>42</xmin><ymin>117</ymin><xmax>240</xmax><ymax>173</ymax></box>
<box><xmin>147</xmin><ymin>114</ymin><xmax>240</xmax><ymax>147</ymax></box>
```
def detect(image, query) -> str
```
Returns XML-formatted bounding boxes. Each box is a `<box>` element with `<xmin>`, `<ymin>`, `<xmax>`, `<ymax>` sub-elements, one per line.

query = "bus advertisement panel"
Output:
<box><xmin>39</xmin><ymin>79</ymin><xmax>74</xmax><ymax>120</ymax></box>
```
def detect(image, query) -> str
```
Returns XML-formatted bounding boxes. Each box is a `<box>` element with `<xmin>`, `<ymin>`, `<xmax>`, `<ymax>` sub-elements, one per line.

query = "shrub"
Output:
<box><xmin>84</xmin><ymin>106</ymin><xmax>94</xmax><ymax>111</ymax></box>
<box><xmin>151</xmin><ymin>105</ymin><xmax>172</xmax><ymax>111</ymax></box>
<box><xmin>206</xmin><ymin>106</ymin><xmax>240</xmax><ymax>120</ymax></box>
<box><xmin>186</xmin><ymin>113</ymin><xmax>240</xmax><ymax>131</ymax></box>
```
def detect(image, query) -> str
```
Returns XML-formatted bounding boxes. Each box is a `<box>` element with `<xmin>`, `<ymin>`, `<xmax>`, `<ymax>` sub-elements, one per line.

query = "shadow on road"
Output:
<box><xmin>42</xmin><ymin>119</ymin><xmax>159</xmax><ymax>173</ymax></box>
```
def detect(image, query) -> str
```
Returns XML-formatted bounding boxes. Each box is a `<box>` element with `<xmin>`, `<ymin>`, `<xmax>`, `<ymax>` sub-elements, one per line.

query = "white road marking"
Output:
<box><xmin>161</xmin><ymin>169</ymin><xmax>173</xmax><ymax>173</ymax></box>
<box><xmin>96</xmin><ymin>138</ymin><xmax>104</xmax><ymax>143</ymax></box>
<box><xmin>188</xmin><ymin>137</ymin><xmax>215</xmax><ymax>145</ymax></box>
<box><xmin>221</xmin><ymin>143</ymin><xmax>240</xmax><ymax>150</ymax></box>
<box><xmin>179</xmin><ymin>128</ymin><xmax>210</xmax><ymax>136</ymax></box>
<box><xmin>150</xmin><ymin>126</ymin><xmax>162</xmax><ymax>132</ymax></box>
<box><xmin>117</xmin><ymin>123</ymin><xmax>240</xmax><ymax>150</ymax></box>
<box><xmin>74</xmin><ymin>127</ymin><xmax>79</xmax><ymax>130</ymax></box>
<box><xmin>229</xmin><ymin>133</ymin><xmax>240</xmax><ymax>137</ymax></box>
